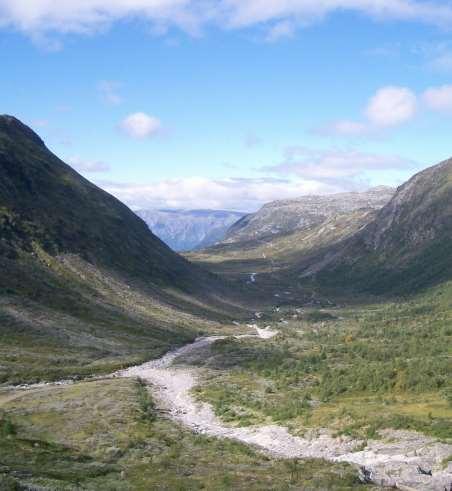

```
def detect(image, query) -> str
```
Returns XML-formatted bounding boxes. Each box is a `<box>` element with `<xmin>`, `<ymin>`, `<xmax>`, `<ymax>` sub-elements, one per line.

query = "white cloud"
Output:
<box><xmin>95</xmin><ymin>145</ymin><xmax>418</xmax><ymax>211</ymax></box>
<box><xmin>322</xmin><ymin>120</ymin><xmax>369</xmax><ymax>137</ymax></box>
<box><xmin>324</xmin><ymin>86</ymin><xmax>417</xmax><ymax>137</ymax></box>
<box><xmin>365</xmin><ymin>86</ymin><xmax>417</xmax><ymax>127</ymax></box>
<box><xmin>98</xmin><ymin>80</ymin><xmax>122</xmax><ymax>105</ymax></box>
<box><xmin>221</xmin><ymin>0</ymin><xmax>452</xmax><ymax>29</ymax></box>
<box><xmin>265</xmin><ymin>20</ymin><xmax>295</xmax><ymax>42</ymax></box>
<box><xmin>423</xmin><ymin>85</ymin><xmax>452</xmax><ymax>113</ymax></box>
<box><xmin>98</xmin><ymin>176</ymin><xmax>340</xmax><ymax>212</ymax></box>
<box><xmin>119</xmin><ymin>112</ymin><xmax>162</xmax><ymax>139</ymax></box>
<box><xmin>68</xmin><ymin>156</ymin><xmax>111</xmax><ymax>173</ymax></box>
<box><xmin>1</xmin><ymin>0</ymin><xmax>452</xmax><ymax>42</ymax></box>
<box><xmin>262</xmin><ymin>147</ymin><xmax>415</xmax><ymax>183</ymax></box>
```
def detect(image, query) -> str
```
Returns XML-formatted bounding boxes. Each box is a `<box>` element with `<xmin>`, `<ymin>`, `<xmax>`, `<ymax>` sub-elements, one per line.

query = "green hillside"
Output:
<box><xmin>311</xmin><ymin>158</ymin><xmax>452</xmax><ymax>295</ymax></box>
<box><xmin>0</xmin><ymin>116</ymin><xmax>244</xmax><ymax>384</ymax></box>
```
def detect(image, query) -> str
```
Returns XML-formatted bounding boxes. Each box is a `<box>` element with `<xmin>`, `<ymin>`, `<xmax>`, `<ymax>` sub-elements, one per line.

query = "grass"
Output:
<box><xmin>0</xmin><ymin>249</ymin><xmax>247</xmax><ymax>385</ymax></box>
<box><xmin>193</xmin><ymin>282</ymin><xmax>452</xmax><ymax>440</ymax></box>
<box><xmin>0</xmin><ymin>116</ymin><xmax>250</xmax><ymax>386</ymax></box>
<box><xmin>0</xmin><ymin>378</ymin><xmax>370</xmax><ymax>490</ymax></box>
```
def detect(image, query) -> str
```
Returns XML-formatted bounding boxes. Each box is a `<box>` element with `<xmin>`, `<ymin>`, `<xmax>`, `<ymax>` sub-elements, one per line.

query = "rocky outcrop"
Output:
<box><xmin>224</xmin><ymin>187</ymin><xmax>394</xmax><ymax>244</ymax></box>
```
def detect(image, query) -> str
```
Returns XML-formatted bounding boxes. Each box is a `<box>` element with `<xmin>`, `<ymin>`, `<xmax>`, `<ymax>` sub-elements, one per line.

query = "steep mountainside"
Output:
<box><xmin>305</xmin><ymin>158</ymin><xmax>452</xmax><ymax>294</ymax></box>
<box><xmin>224</xmin><ymin>187</ymin><xmax>394</xmax><ymax>244</ymax></box>
<box><xmin>0</xmin><ymin>115</ymin><xmax>243</xmax><ymax>384</ymax></box>
<box><xmin>137</xmin><ymin>209</ymin><xmax>244</xmax><ymax>251</ymax></box>
<box><xmin>188</xmin><ymin>209</ymin><xmax>376</xmax><ymax>279</ymax></box>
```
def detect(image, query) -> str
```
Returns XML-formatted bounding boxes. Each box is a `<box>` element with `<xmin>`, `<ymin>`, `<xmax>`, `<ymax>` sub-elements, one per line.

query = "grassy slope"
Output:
<box><xmin>0</xmin><ymin>379</ymin><xmax>369</xmax><ymax>490</ymax></box>
<box><xmin>313</xmin><ymin>158</ymin><xmax>452</xmax><ymax>296</ymax></box>
<box><xmin>192</xmin><ymin>282</ymin><xmax>452</xmax><ymax>440</ymax></box>
<box><xmin>0</xmin><ymin>116</ymin><xmax>248</xmax><ymax>384</ymax></box>
<box><xmin>187</xmin><ymin>210</ymin><xmax>373</xmax><ymax>276</ymax></box>
<box><xmin>0</xmin><ymin>248</ymin><xmax>248</xmax><ymax>384</ymax></box>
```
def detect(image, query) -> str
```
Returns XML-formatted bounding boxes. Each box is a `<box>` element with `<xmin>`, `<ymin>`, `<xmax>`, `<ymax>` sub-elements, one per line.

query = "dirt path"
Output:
<box><xmin>119</xmin><ymin>331</ymin><xmax>452</xmax><ymax>491</ymax></box>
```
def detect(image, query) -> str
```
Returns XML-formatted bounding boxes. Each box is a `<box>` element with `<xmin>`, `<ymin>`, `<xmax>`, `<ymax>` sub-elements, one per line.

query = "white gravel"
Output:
<box><xmin>119</xmin><ymin>334</ymin><xmax>452</xmax><ymax>491</ymax></box>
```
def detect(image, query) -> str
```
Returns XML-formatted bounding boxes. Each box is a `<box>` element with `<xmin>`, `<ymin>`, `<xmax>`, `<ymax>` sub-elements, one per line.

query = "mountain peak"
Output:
<box><xmin>0</xmin><ymin>114</ymin><xmax>45</xmax><ymax>147</ymax></box>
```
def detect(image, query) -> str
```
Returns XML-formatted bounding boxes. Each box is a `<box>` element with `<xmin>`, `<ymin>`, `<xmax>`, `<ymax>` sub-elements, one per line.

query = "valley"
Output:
<box><xmin>0</xmin><ymin>117</ymin><xmax>451</xmax><ymax>490</ymax></box>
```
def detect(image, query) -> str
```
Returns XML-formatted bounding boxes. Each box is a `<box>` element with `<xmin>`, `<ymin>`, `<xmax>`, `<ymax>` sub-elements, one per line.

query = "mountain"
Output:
<box><xmin>188</xmin><ymin>208</ymin><xmax>377</xmax><ymax>279</ymax></box>
<box><xmin>224</xmin><ymin>187</ymin><xmax>395</xmax><ymax>244</ymax></box>
<box><xmin>187</xmin><ymin>187</ymin><xmax>394</xmax><ymax>286</ymax></box>
<box><xmin>190</xmin><ymin>159</ymin><xmax>452</xmax><ymax>299</ymax></box>
<box><xmin>136</xmin><ymin>209</ymin><xmax>245</xmax><ymax>251</ymax></box>
<box><xmin>307</xmin><ymin>157</ymin><xmax>452</xmax><ymax>294</ymax></box>
<box><xmin>0</xmin><ymin>115</ymin><xmax>243</xmax><ymax>384</ymax></box>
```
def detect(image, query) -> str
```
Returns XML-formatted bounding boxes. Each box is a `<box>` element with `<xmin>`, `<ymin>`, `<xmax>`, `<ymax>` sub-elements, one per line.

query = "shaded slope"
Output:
<box><xmin>188</xmin><ymin>209</ymin><xmax>376</xmax><ymax>279</ymax></box>
<box><xmin>0</xmin><ymin>116</ymin><xmax>244</xmax><ymax>384</ymax></box>
<box><xmin>308</xmin><ymin>158</ymin><xmax>452</xmax><ymax>294</ymax></box>
<box><xmin>0</xmin><ymin>115</ymin><xmax>209</xmax><ymax>288</ymax></box>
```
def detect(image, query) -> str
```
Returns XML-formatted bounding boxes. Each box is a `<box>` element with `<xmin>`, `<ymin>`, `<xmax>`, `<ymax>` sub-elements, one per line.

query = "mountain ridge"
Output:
<box><xmin>137</xmin><ymin>208</ymin><xmax>245</xmax><ymax>251</ymax></box>
<box><xmin>223</xmin><ymin>186</ymin><xmax>395</xmax><ymax>244</ymax></box>
<box><xmin>0</xmin><ymin>115</ymin><xmax>244</xmax><ymax>384</ymax></box>
<box><xmin>299</xmin><ymin>157</ymin><xmax>452</xmax><ymax>294</ymax></box>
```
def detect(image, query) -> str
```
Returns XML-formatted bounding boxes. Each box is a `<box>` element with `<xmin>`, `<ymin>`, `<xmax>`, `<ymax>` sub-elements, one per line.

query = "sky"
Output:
<box><xmin>2</xmin><ymin>0</ymin><xmax>452</xmax><ymax>212</ymax></box>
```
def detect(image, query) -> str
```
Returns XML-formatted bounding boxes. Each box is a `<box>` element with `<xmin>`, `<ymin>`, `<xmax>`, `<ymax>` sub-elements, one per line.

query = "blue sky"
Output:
<box><xmin>2</xmin><ymin>1</ymin><xmax>452</xmax><ymax>211</ymax></box>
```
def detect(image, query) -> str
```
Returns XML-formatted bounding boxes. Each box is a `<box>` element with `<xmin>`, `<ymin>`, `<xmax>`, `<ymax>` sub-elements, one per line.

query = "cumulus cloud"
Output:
<box><xmin>95</xmin><ymin>145</ymin><xmax>417</xmax><ymax>211</ymax></box>
<box><xmin>324</xmin><ymin>86</ymin><xmax>417</xmax><ymax>137</ymax></box>
<box><xmin>98</xmin><ymin>175</ymin><xmax>341</xmax><ymax>212</ymax></box>
<box><xmin>221</xmin><ymin>0</ymin><xmax>452</xmax><ymax>29</ymax></box>
<box><xmin>98</xmin><ymin>80</ymin><xmax>122</xmax><ymax>105</ymax></box>
<box><xmin>119</xmin><ymin>112</ymin><xmax>162</xmax><ymax>139</ymax></box>
<box><xmin>1</xmin><ymin>0</ymin><xmax>452</xmax><ymax>42</ymax></box>
<box><xmin>366</xmin><ymin>86</ymin><xmax>417</xmax><ymax>127</ymax></box>
<box><xmin>423</xmin><ymin>85</ymin><xmax>452</xmax><ymax>113</ymax></box>
<box><xmin>262</xmin><ymin>147</ymin><xmax>415</xmax><ymax>186</ymax></box>
<box><xmin>68</xmin><ymin>156</ymin><xmax>111</xmax><ymax>173</ymax></box>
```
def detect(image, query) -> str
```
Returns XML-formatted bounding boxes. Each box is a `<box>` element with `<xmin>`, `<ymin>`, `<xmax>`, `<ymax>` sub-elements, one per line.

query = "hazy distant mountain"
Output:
<box><xmin>136</xmin><ymin>209</ymin><xmax>245</xmax><ymax>251</ymax></box>
<box><xmin>223</xmin><ymin>187</ymin><xmax>395</xmax><ymax>244</ymax></box>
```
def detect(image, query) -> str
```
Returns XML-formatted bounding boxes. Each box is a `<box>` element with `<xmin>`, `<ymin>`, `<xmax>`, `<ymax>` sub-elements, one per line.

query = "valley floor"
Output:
<box><xmin>0</xmin><ymin>377</ymin><xmax>368</xmax><ymax>490</ymax></box>
<box><xmin>118</xmin><ymin>331</ymin><xmax>452</xmax><ymax>490</ymax></box>
<box><xmin>1</xmin><ymin>282</ymin><xmax>451</xmax><ymax>490</ymax></box>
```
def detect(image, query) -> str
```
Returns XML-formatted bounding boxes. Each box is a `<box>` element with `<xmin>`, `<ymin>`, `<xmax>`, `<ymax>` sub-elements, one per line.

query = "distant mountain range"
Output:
<box><xmin>136</xmin><ymin>209</ymin><xmax>245</xmax><ymax>251</ymax></box>
<box><xmin>191</xmin><ymin>158</ymin><xmax>452</xmax><ymax>297</ymax></box>
<box><xmin>223</xmin><ymin>186</ymin><xmax>395</xmax><ymax>244</ymax></box>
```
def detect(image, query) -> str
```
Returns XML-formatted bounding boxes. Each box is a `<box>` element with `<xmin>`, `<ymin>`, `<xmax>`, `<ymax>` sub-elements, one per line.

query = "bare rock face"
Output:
<box><xmin>224</xmin><ymin>187</ymin><xmax>395</xmax><ymax>244</ymax></box>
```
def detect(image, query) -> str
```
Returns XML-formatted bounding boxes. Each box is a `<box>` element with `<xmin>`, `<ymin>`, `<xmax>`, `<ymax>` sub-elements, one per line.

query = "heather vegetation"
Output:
<box><xmin>194</xmin><ymin>282</ymin><xmax>452</xmax><ymax>440</ymax></box>
<box><xmin>0</xmin><ymin>379</ymin><xmax>369</xmax><ymax>490</ymax></box>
